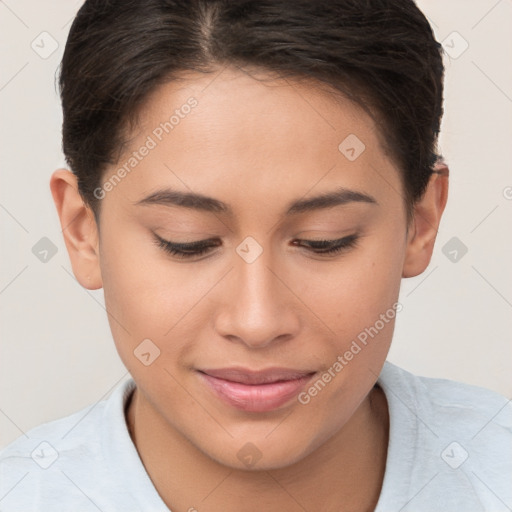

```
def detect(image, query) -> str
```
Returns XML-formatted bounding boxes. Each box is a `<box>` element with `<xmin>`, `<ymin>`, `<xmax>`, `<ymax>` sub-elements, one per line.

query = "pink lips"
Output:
<box><xmin>198</xmin><ymin>367</ymin><xmax>315</xmax><ymax>412</ymax></box>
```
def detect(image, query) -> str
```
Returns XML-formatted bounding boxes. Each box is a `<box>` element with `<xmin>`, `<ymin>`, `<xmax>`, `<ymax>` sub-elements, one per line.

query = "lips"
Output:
<box><xmin>200</xmin><ymin>367</ymin><xmax>314</xmax><ymax>384</ymax></box>
<box><xmin>197</xmin><ymin>367</ymin><xmax>316</xmax><ymax>412</ymax></box>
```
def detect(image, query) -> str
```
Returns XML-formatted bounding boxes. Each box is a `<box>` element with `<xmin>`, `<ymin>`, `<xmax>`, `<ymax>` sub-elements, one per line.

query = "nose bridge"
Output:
<box><xmin>238</xmin><ymin>251</ymin><xmax>276</xmax><ymax>312</ymax></box>
<box><xmin>216</xmin><ymin>244</ymin><xmax>299</xmax><ymax>347</ymax></box>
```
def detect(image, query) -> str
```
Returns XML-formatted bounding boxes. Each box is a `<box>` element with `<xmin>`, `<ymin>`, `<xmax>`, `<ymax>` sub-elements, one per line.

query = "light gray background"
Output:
<box><xmin>1</xmin><ymin>0</ymin><xmax>511</xmax><ymax>450</ymax></box>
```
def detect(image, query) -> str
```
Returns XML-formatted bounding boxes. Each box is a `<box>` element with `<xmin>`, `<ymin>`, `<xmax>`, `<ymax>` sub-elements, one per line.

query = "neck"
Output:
<box><xmin>125</xmin><ymin>385</ymin><xmax>389</xmax><ymax>512</ymax></box>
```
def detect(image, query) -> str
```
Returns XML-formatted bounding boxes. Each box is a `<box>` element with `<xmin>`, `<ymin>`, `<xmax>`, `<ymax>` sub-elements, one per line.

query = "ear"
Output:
<box><xmin>402</xmin><ymin>161</ymin><xmax>449</xmax><ymax>278</ymax></box>
<box><xmin>50</xmin><ymin>169</ymin><xmax>103</xmax><ymax>290</ymax></box>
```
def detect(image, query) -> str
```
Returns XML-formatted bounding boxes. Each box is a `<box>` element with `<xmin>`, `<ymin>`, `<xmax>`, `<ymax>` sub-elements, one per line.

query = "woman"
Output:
<box><xmin>1</xmin><ymin>1</ymin><xmax>510</xmax><ymax>510</ymax></box>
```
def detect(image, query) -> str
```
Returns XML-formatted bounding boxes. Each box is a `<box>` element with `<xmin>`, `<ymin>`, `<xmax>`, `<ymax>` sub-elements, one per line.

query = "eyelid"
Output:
<box><xmin>292</xmin><ymin>233</ymin><xmax>359</xmax><ymax>253</ymax></box>
<box><xmin>153</xmin><ymin>233</ymin><xmax>359</xmax><ymax>259</ymax></box>
<box><xmin>154</xmin><ymin>234</ymin><xmax>219</xmax><ymax>247</ymax></box>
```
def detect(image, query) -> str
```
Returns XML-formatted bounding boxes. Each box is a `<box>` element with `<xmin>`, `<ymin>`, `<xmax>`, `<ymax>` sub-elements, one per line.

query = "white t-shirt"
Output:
<box><xmin>1</xmin><ymin>361</ymin><xmax>511</xmax><ymax>511</ymax></box>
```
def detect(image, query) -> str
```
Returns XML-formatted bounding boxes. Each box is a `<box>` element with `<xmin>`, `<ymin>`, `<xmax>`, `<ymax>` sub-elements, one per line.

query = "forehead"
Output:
<box><xmin>135</xmin><ymin>65</ymin><xmax>384</xmax><ymax>156</ymax></box>
<box><xmin>107</xmin><ymin>66</ymin><xmax>401</xmax><ymax>215</ymax></box>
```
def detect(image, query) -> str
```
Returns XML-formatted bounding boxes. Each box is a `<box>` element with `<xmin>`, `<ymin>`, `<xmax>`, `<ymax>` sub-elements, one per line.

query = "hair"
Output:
<box><xmin>59</xmin><ymin>0</ymin><xmax>445</xmax><ymax>219</ymax></box>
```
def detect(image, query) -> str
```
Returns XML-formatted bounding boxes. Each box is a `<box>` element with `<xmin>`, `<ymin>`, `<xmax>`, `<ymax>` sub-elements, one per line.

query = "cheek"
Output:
<box><xmin>293</xmin><ymin>235</ymin><xmax>404</xmax><ymax>435</ymax></box>
<box><xmin>99</xmin><ymin>213</ymin><xmax>200</xmax><ymax>317</ymax></box>
<box><xmin>293</xmin><ymin>229</ymin><xmax>405</xmax><ymax>339</ymax></box>
<box><xmin>97</xmin><ymin>220</ymin><xmax>196</xmax><ymax>368</ymax></box>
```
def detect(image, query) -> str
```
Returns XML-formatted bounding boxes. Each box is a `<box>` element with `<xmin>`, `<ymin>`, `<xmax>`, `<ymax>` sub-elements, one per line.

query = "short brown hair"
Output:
<box><xmin>59</xmin><ymin>0</ymin><xmax>445</xmax><ymax>216</ymax></box>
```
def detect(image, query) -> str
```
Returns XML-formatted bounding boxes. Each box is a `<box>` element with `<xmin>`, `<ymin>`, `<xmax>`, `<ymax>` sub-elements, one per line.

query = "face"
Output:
<box><xmin>55</xmin><ymin>66</ymin><xmax>443</xmax><ymax>470</ymax></box>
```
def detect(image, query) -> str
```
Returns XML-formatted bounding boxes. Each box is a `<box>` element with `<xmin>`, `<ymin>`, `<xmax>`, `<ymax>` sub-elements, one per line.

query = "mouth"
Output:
<box><xmin>197</xmin><ymin>367</ymin><xmax>316</xmax><ymax>412</ymax></box>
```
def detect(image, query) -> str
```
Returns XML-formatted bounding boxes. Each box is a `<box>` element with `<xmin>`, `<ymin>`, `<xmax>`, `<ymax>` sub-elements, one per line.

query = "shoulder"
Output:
<box><xmin>380</xmin><ymin>361</ymin><xmax>512</xmax><ymax>433</ymax></box>
<box><xmin>376</xmin><ymin>362</ymin><xmax>512</xmax><ymax>512</ymax></box>
<box><xmin>380</xmin><ymin>360</ymin><xmax>511</xmax><ymax>413</ymax></box>
<box><xmin>0</xmin><ymin>378</ymin><xmax>137</xmax><ymax>510</ymax></box>
<box><xmin>0</xmin><ymin>401</ymin><xmax>100</xmax><ymax>473</ymax></box>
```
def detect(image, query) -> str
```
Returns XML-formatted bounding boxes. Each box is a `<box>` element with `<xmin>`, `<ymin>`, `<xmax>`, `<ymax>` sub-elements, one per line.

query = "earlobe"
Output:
<box><xmin>50</xmin><ymin>169</ymin><xmax>103</xmax><ymax>290</ymax></box>
<box><xmin>402</xmin><ymin>162</ymin><xmax>449</xmax><ymax>278</ymax></box>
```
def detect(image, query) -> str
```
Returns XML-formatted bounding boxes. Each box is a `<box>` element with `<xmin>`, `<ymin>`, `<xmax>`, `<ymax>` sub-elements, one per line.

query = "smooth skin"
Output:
<box><xmin>51</xmin><ymin>66</ymin><xmax>448</xmax><ymax>512</ymax></box>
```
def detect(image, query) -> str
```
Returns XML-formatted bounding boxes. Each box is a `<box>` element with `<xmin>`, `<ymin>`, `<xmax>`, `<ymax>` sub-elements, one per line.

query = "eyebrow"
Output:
<box><xmin>135</xmin><ymin>186</ymin><xmax>377</xmax><ymax>215</ymax></box>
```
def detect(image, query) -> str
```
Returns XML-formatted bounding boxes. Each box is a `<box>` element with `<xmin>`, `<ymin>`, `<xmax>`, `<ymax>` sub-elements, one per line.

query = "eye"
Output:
<box><xmin>153</xmin><ymin>234</ymin><xmax>221</xmax><ymax>259</ymax></box>
<box><xmin>291</xmin><ymin>234</ymin><xmax>359</xmax><ymax>256</ymax></box>
<box><xmin>153</xmin><ymin>233</ymin><xmax>359</xmax><ymax>260</ymax></box>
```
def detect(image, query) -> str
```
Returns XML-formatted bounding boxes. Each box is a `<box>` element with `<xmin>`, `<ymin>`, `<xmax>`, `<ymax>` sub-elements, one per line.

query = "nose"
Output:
<box><xmin>214</xmin><ymin>246</ymin><xmax>301</xmax><ymax>349</ymax></box>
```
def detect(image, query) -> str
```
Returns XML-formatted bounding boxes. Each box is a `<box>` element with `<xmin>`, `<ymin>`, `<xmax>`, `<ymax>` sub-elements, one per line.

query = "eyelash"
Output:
<box><xmin>153</xmin><ymin>234</ymin><xmax>359</xmax><ymax>260</ymax></box>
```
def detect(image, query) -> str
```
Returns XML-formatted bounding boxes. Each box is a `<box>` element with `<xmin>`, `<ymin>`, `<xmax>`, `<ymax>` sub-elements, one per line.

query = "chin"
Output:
<box><xmin>202</xmin><ymin>434</ymin><xmax>319</xmax><ymax>472</ymax></box>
